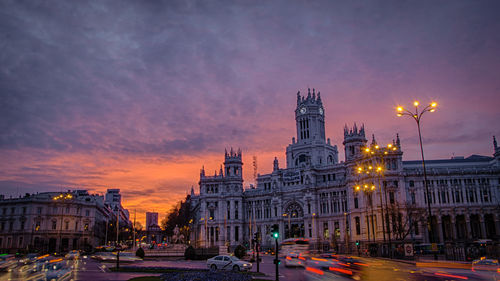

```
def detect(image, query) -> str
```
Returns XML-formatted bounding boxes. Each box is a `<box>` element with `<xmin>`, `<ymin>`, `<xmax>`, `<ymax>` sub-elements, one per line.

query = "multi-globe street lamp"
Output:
<box><xmin>356</xmin><ymin>144</ymin><xmax>397</xmax><ymax>257</ymax></box>
<box><xmin>396</xmin><ymin>100</ymin><xmax>438</xmax><ymax>259</ymax></box>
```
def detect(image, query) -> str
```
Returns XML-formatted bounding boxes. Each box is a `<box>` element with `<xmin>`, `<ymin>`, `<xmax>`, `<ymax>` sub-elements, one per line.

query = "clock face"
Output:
<box><xmin>300</xmin><ymin>107</ymin><xmax>306</xmax><ymax>114</ymax></box>
<box><xmin>319</xmin><ymin>108</ymin><xmax>324</xmax><ymax>115</ymax></box>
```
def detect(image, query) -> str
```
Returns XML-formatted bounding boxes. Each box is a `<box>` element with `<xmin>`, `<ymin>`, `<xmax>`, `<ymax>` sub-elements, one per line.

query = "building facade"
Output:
<box><xmin>144</xmin><ymin>212</ymin><xmax>164</xmax><ymax>244</ymax></box>
<box><xmin>0</xmin><ymin>189</ymin><xmax>131</xmax><ymax>253</ymax></box>
<box><xmin>190</xmin><ymin>89</ymin><xmax>500</xmax><ymax>256</ymax></box>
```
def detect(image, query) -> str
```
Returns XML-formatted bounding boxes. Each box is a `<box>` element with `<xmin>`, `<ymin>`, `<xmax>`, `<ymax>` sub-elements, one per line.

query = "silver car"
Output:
<box><xmin>207</xmin><ymin>255</ymin><xmax>252</xmax><ymax>272</ymax></box>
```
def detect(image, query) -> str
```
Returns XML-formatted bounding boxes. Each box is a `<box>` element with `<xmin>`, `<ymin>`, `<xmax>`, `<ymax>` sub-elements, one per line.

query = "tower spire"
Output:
<box><xmin>396</xmin><ymin>133</ymin><xmax>401</xmax><ymax>148</ymax></box>
<box><xmin>371</xmin><ymin>134</ymin><xmax>377</xmax><ymax>146</ymax></box>
<box><xmin>297</xmin><ymin>91</ymin><xmax>301</xmax><ymax>105</ymax></box>
<box><xmin>494</xmin><ymin>136</ymin><xmax>498</xmax><ymax>149</ymax></box>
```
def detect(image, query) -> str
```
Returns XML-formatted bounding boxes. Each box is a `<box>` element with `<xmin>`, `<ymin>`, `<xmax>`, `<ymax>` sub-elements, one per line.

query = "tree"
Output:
<box><xmin>161</xmin><ymin>194</ymin><xmax>193</xmax><ymax>243</ymax></box>
<box><xmin>386</xmin><ymin>201</ymin><xmax>427</xmax><ymax>241</ymax></box>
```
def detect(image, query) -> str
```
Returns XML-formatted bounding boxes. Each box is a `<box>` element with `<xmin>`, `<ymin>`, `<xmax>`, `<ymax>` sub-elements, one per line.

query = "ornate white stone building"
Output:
<box><xmin>190</xmin><ymin>89</ymin><xmax>500</xmax><ymax>256</ymax></box>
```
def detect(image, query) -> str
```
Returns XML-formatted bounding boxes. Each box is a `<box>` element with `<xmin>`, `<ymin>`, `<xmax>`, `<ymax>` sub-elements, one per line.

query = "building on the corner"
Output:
<box><xmin>189</xmin><ymin>88</ymin><xmax>500</xmax><ymax>258</ymax></box>
<box><xmin>0</xmin><ymin>189</ymin><xmax>131</xmax><ymax>253</ymax></box>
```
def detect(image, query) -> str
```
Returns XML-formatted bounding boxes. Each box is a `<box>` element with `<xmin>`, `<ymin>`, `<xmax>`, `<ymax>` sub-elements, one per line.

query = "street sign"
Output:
<box><xmin>404</xmin><ymin>243</ymin><xmax>413</xmax><ymax>256</ymax></box>
<box><xmin>431</xmin><ymin>243</ymin><xmax>438</xmax><ymax>252</ymax></box>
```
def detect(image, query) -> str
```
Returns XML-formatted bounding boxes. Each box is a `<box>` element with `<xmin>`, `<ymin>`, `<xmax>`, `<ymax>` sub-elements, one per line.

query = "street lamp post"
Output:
<box><xmin>396</xmin><ymin>101</ymin><xmax>438</xmax><ymax>260</ymax></box>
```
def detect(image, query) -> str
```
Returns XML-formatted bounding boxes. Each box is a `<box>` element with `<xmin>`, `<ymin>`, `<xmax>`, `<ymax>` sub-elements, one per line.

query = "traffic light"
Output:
<box><xmin>356</xmin><ymin>240</ymin><xmax>360</xmax><ymax>248</ymax></box>
<box><xmin>271</xmin><ymin>224</ymin><xmax>279</xmax><ymax>239</ymax></box>
<box><xmin>253</xmin><ymin>232</ymin><xmax>258</xmax><ymax>244</ymax></box>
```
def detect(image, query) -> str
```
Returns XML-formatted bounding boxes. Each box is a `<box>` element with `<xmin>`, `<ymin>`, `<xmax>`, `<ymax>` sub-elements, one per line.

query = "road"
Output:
<box><xmin>1</xmin><ymin>254</ymin><xmax>498</xmax><ymax>281</ymax></box>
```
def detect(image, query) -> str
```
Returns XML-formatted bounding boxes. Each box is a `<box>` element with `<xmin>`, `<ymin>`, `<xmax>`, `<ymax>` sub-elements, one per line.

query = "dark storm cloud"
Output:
<box><xmin>2</xmin><ymin>0</ymin><xmax>500</xmax><ymax>159</ymax></box>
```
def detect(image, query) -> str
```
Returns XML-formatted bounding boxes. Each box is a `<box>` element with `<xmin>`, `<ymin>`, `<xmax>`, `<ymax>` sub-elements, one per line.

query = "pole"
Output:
<box><xmin>105</xmin><ymin>218</ymin><xmax>108</xmax><ymax>245</ymax></box>
<box><xmin>116</xmin><ymin>208</ymin><xmax>119</xmax><ymax>246</ymax></box>
<box><xmin>133</xmin><ymin>209</ymin><xmax>136</xmax><ymax>251</ymax></box>
<box><xmin>383</xmin><ymin>182</ymin><xmax>392</xmax><ymax>258</ymax></box>
<box><xmin>256</xmin><ymin>236</ymin><xmax>260</xmax><ymax>273</ymax></box>
<box><xmin>275</xmin><ymin>238</ymin><xmax>279</xmax><ymax>281</ymax></box>
<box><xmin>416</xmin><ymin>120</ymin><xmax>437</xmax><ymax>260</ymax></box>
<box><xmin>377</xmin><ymin>173</ymin><xmax>386</xmax><ymax>254</ymax></box>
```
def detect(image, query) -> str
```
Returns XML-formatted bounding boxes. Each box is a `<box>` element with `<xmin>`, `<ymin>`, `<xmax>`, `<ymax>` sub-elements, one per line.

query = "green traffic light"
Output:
<box><xmin>273</xmin><ymin>232</ymin><xmax>279</xmax><ymax>238</ymax></box>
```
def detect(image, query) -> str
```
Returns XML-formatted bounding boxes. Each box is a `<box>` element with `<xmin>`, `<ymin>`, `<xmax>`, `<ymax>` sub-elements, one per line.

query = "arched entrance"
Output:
<box><xmin>284</xmin><ymin>202</ymin><xmax>305</xmax><ymax>238</ymax></box>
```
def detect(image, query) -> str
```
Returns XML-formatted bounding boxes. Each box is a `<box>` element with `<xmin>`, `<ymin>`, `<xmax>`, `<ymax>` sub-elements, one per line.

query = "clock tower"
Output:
<box><xmin>286</xmin><ymin>88</ymin><xmax>338</xmax><ymax>168</ymax></box>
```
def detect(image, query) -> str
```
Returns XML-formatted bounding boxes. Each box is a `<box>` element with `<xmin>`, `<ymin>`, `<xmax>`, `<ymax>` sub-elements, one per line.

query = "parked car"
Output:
<box><xmin>207</xmin><ymin>255</ymin><xmax>252</xmax><ymax>272</ymax></box>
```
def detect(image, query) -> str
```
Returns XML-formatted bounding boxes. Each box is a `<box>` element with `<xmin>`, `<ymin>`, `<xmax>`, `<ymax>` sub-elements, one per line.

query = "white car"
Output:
<box><xmin>207</xmin><ymin>255</ymin><xmax>252</xmax><ymax>272</ymax></box>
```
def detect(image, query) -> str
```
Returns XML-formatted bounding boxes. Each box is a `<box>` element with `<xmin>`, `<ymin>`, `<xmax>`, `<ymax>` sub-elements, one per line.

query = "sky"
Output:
<box><xmin>1</xmin><ymin>0</ymin><xmax>500</xmax><ymax>224</ymax></box>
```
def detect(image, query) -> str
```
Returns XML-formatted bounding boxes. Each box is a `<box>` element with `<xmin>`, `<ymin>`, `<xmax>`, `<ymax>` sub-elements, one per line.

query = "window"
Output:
<box><xmin>52</xmin><ymin>220</ymin><xmax>57</xmax><ymax>230</ymax></box>
<box><xmin>235</xmin><ymin>226</ymin><xmax>239</xmax><ymax>241</ymax></box>
<box><xmin>274</xmin><ymin>207</ymin><xmax>277</xmax><ymax>217</ymax></box>
<box><xmin>235</xmin><ymin>202</ymin><xmax>239</xmax><ymax>219</ymax></box>
<box><xmin>227</xmin><ymin>201</ymin><xmax>230</xmax><ymax>220</ymax></box>
<box><xmin>409</xmin><ymin>180</ymin><xmax>414</xmax><ymax>187</ymax></box>
<box><xmin>22</xmin><ymin>207</ymin><xmax>26</xmax><ymax>214</ymax></box>
<box><xmin>75</xmin><ymin>222</ymin><xmax>79</xmax><ymax>231</ymax></box>
<box><xmin>65</xmin><ymin>221</ymin><xmax>69</xmax><ymax>230</ymax></box>
<box><xmin>354</xmin><ymin>197</ymin><xmax>359</xmax><ymax>209</ymax></box>
<box><xmin>355</xmin><ymin>217</ymin><xmax>361</xmax><ymax>235</ymax></box>
<box><xmin>411</xmin><ymin>192</ymin><xmax>416</xmax><ymax>204</ymax></box>
<box><xmin>389</xmin><ymin>192</ymin><xmax>395</xmax><ymax>204</ymax></box>
<box><xmin>9</xmin><ymin>221</ymin><xmax>13</xmax><ymax>231</ymax></box>
<box><xmin>85</xmin><ymin>210</ymin><xmax>90</xmax><ymax>216</ymax></box>
<box><xmin>84</xmin><ymin>223</ymin><xmax>89</xmax><ymax>231</ymax></box>
<box><xmin>10</xmin><ymin>207</ymin><xmax>15</xmax><ymax>214</ymax></box>
<box><xmin>20</xmin><ymin>221</ymin><xmax>25</xmax><ymax>230</ymax></box>
<box><xmin>37</xmin><ymin>207</ymin><xmax>42</xmax><ymax>214</ymax></box>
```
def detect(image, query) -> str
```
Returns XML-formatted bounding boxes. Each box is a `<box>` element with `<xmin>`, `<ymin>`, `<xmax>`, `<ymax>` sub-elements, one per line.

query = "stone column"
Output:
<box><xmin>494</xmin><ymin>214</ymin><xmax>500</xmax><ymax>237</ymax></box>
<box><xmin>479</xmin><ymin>214</ymin><xmax>487</xmax><ymax>239</ymax></box>
<box><xmin>450</xmin><ymin>216</ymin><xmax>457</xmax><ymax>240</ymax></box>
<box><xmin>465</xmin><ymin>216</ymin><xmax>472</xmax><ymax>240</ymax></box>
<box><xmin>437</xmin><ymin>216</ymin><xmax>444</xmax><ymax>244</ymax></box>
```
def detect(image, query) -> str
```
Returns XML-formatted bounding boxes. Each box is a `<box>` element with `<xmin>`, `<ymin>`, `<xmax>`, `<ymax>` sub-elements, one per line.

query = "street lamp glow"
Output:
<box><xmin>397</xmin><ymin>106</ymin><xmax>403</xmax><ymax>112</ymax></box>
<box><xmin>413</xmin><ymin>101</ymin><xmax>419</xmax><ymax>106</ymax></box>
<box><xmin>387</xmin><ymin>144</ymin><xmax>392</xmax><ymax>148</ymax></box>
<box><xmin>431</xmin><ymin>102</ymin><xmax>437</xmax><ymax>107</ymax></box>
<box><xmin>375</xmin><ymin>145</ymin><xmax>379</xmax><ymax>149</ymax></box>
<box><xmin>365</xmin><ymin>148</ymin><xmax>370</xmax><ymax>152</ymax></box>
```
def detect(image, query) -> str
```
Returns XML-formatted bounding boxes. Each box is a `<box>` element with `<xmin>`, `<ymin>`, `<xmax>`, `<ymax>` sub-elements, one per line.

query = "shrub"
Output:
<box><xmin>234</xmin><ymin>245</ymin><xmax>246</xmax><ymax>259</ymax></box>
<box><xmin>136</xmin><ymin>247</ymin><xmax>145</xmax><ymax>259</ymax></box>
<box><xmin>184</xmin><ymin>246</ymin><xmax>195</xmax><ymax>260</ymax></box>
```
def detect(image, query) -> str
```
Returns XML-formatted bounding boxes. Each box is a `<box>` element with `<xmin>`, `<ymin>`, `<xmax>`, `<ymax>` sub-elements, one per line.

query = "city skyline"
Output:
<box><xmin>1</xmin><ymin>0</ymin><xmax>500</xmax><ymax>224</ymax></box>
